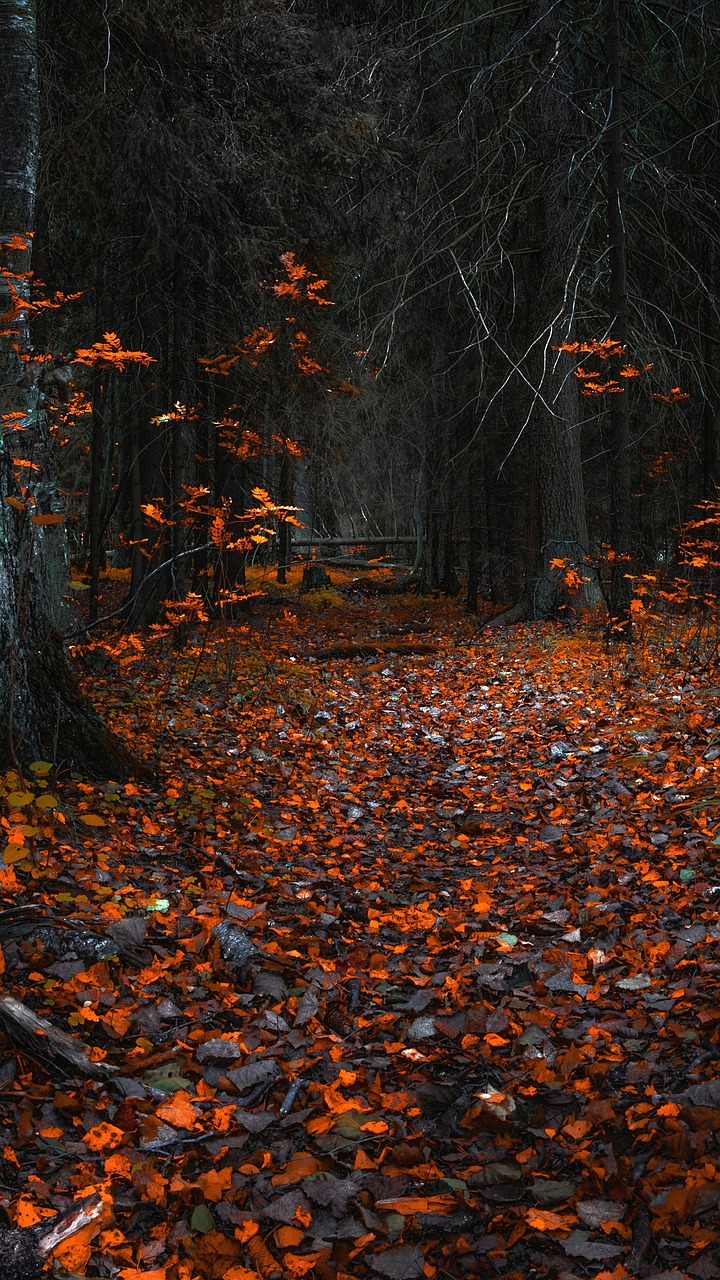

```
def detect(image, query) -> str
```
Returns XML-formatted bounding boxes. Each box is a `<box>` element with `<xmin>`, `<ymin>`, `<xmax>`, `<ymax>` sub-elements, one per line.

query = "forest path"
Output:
<box><xmin>1</xmin><ymin>602</ymin><xmax>718</xmax><ymax>1279</ymax></box>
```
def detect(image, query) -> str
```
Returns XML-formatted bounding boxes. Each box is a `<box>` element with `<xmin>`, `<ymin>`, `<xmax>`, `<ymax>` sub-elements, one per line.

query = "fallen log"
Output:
<box><xmin>0</xmin><ymin>995</ymin><xmax>118</xmax><ymax>1080</ymax></box>
<box><xmin>319</xmin><ymin>557</ymin><xmax>407</xmax><ymax>570</ymax></box>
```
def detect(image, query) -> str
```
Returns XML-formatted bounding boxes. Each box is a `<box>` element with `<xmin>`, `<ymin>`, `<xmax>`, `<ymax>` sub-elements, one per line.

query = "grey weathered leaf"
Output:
<box><xmin>679</xmin><ymin>1078</ymin><xmax>720</xmax><ymax>1107</ymax></box>
<box><xmin>234</xmin><ymin>1109</ymin><xmax>275</xmax><ymax>1133</ymax></box>
<box><xmin>407</xmin><ymin>1015</ymin><xmax>437</xmax><ymax>1041</ymax></box>
<box><xmin>295</xmin><ymin>984</ymin><xmax>320</xmax><ymax>1026</ymax></box>
<box><xmin>213</xmin><ymin>921</ymin><xmax>258</xmax><ymax>977</ymax></box>
<box><xmin>539</xmin><ymin>825</ymin><xmax>565</xmax><ymax>843</ymax></box>
<box><xmin>226</xmin><ymin>1057</ymin><xmax>279</xmax><ymax>1092</ymax></box>
<box><xmin>544</xmin><ymin>971</ymin><xmax>589</xmax><ymax>996</ymax></box>
<box><xmin>369</xmin><ymin>1244</ymin><xmax>425</xmax><ymax>1279</ymax></box>
<box><xmin>262</xmin><ymin>1190</ymin><xmax>311</xmax><ymax>1223</ymax></box>
<box><xmin>108</xmin><ymin>915</ymin><xmax>147</xmax><ymax>946</ymax></box>
<box><xmin>195</xmin><ymin>1038</ymin><xmax>243</xmax><ymax>1065</ymax></box>
<box><xmin>261</xmin><ymin>1010</ymin><xmax>290</xmax><ymax>1033</ymax></box>
<box><xmin>302</xmin><ymin>1172</ymin><xmax>359</xmax><ymax>1216</ymax></box>
<box><xmin>577</xmin><ymin>1198</ymin><xmax>626</xmax><ymax>1227</ymax></box>
<box><xmin>562</xmin><ymin>1230</ymin><xmax>624</xmax><ymax>1260</ymax></box>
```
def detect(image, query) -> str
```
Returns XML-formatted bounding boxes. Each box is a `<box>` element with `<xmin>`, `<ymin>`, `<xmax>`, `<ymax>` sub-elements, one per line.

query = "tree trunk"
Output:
<box><xmin>86</xmin><ymin>263</ymin><xmax>105</xmax><ymax>621</ymax></box>
<box><xmin>0</xmin><ymin>0</ymin><xmax>137</xmax><ymax>775</ymax></box>
<box><xmin>605</xmin><ymin>0</ymin><xmax>633</xmax><ymax>636</ymax></box>
<box><xmin>419</xmin><ymin>341</ymin><xmax>460</xmax><ymax>596</ymax></box>
<box><xmin>276</xmin><ymin>450</ymin><xmax>292</xmax><ymax>584</ymax></box>
<box><xmin>494</xmin><ymin>2</ymin><xmax>602</xmax><ymax>624</ymax></box>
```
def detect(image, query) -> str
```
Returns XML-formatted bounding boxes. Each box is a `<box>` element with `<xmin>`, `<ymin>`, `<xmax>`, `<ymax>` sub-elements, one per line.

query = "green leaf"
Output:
<box><xmin>29</xmin><ymin>761</ymin><xmax>53</xmax><ymax>775</ymax></box>
<box><xmin>190</xmin><ymin>1203</ymin><xmax>215</xmax><ymax>1234</ymax></box>
<box><xmin>143</xmin><ymin>1063</ymin><xmax>193</xmax><ymax>1094</ymax></box>
<box><xmin>531</xmin><ymin>1178</ymin><xmax>577</xmax><ymax>1204</ymax></box>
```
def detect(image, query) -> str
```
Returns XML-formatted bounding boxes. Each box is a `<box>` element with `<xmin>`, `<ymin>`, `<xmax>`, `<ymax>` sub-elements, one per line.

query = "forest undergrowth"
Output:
<box><xmin>1</xmin><ymin>591</ymin><xmax>720</xmax><ymax>1280</ymax></box>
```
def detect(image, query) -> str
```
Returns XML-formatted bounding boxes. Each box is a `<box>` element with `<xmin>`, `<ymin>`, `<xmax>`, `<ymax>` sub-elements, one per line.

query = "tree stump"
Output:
<box><xmin>301</xmin><ymin>564</ymin><xmax>331</xmax><ymax>592</ymax></box>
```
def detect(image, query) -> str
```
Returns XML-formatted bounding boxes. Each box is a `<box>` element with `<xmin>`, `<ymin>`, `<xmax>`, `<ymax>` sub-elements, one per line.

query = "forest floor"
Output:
<box><xmin>1</xmin><ymin>584</ymin><xmax>720</xmax><ymax>1280</ymax></box>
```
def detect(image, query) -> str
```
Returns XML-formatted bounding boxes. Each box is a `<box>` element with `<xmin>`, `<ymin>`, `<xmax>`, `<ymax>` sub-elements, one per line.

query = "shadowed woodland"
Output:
<box><xmin>1</xmin><ymin>2</ymin><xmax>720</xmax><ymax>1278</ymax></box>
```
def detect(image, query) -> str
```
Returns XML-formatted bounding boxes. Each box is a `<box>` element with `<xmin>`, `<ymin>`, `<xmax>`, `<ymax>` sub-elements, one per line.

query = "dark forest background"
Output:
<box><xmin>2</xmin><ymin>0</ymin><xmax>719</xmax><ymax>742</ymax></box>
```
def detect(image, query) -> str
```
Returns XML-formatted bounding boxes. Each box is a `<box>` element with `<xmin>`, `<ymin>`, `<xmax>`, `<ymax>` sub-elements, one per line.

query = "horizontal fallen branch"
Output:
<box><xmin>319</xmin><ymin>557</ymin><xmax>409</xmax><ymax>571</ymax></box>
<box><xmin>292</xmin><ymin>536</ymin><xmax>417</xmax><ymax>548</ymax></box>
<box><xmin>0</xmin><ymin>995</ymin><xmax>118</xmax><ymax>1080</ymax></box>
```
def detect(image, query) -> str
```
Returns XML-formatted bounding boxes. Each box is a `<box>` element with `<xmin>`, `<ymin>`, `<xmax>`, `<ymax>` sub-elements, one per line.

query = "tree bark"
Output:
<box><xmin>0</xmin><ymin>0</ymin><xmax>137</xmax><ymax>774</ymax></box>
<box><xmin>496</xmin><ymin>3</ymin><xmax>602</xmax><ymax>623</ymax></box>
<box><xmin>605</xmin><ymin>0</ymin><xmax>633</xmax><ymax>635</ymax></box>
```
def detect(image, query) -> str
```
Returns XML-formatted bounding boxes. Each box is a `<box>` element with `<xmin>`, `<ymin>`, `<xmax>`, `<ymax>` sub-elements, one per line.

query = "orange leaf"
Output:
<box><xmin>197</xmin><ymin>1166</ymin><xmax>233</xmax><ymax>1201</ymax></box>
<box><xmin>271</xmin><ymin>1152</ymin><xmax>321</xmax><ymax>1186</ymax></box>
<box><xmin>14</xmin><ymin>1198</ymin><xmax>56</xmax><ymax>1228</ymax></box>
<box><xmin>274</xmin><ymin>1226</ymin><xmax>304</xmax><ymax>1247</ymax></box>
<box><xmin>132</xmin><ymin>1165</ymin><xmax>168</xmax><ymax>1204</ymax></box>
<box><xmin>284</xmin><ymin>1252</ymin><xmax>330</xmax><ymax>1278</ymax></box>
<box><xmin>52</xmin><ymin>1204</ymin><xmax>113</xmax><ymax>1270</ymax></box>
<box><xmin>563</xmin><ymin>1118</ymin><xmax>591</xmax><ymax>1139</ymax></box>
<box><xmin>118</xmin><ymin>1270</ymin><xmax>167</xmax><ymax>1280</ymax></box>
<box><xmin>526</xmin><ymin>1208</ymin><xmax>570</xmax><ymax>1232</ymax></box>
<box><xmin>30</xmin><ymin>512</ymin><xmax>64</xmax><ymax>526</ymax></box>
<box><xmin>102</xmin><ymin>1007</ymin><xmax>133</xmax><ymax>1036</ymax></box>
<box><xmin>104</xmin><ymin>1152</ymin><xmax>132</xmax><ymax>1178</ymax></box>
<box><xmin>375</xmin><ymin>1196</ymin><xmax>458</xmax><ymax>1216</ymax></box>
<box><xmin>155</xmin><ymin>1091</ymin><xmax>199</xmax><ymax>1129</ymax></box>
<box><xmin>246</xmin><ymin>1235</ymin><xmax>282</xmax><ymax>1278</ymax></box>
<box><xmin>234</xmin><ymin>1221</ymin><xmax>260</xmax><ymax>1244</ymax></box>
<box><xmin>83</xmin><ymin>1122</ymin><xmax>126</xmax><ymax>1153</ymax></box>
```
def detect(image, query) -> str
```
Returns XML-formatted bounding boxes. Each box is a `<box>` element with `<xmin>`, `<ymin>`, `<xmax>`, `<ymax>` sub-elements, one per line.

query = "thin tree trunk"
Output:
<box><xmin>276</xmin><ymin>450</ymin><xmax>292</xmax><ymax>584</ymax></box>
<box><xmin>466</xmin><ymin>449</ymin><xmax>480</xmax><ymax>614</ymax></box>
<box><xmin>605</xmin><ymin>0</ymin><xmax>633</xmax><ymax>635</ymax></box>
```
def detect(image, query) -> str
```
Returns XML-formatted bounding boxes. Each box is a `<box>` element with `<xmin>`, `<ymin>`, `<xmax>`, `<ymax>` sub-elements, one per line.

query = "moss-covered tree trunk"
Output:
<box><xmin>0</xmin><ymin>0</ymin><xmax>136</xmax><ymax>774</ymax></box>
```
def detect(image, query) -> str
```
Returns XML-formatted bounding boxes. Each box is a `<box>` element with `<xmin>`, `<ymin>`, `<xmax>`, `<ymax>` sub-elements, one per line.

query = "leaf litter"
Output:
<box><xmin>1</xmin><ymin>597</ymin><xmax>719</xmax><ymax>1279</ymax></box>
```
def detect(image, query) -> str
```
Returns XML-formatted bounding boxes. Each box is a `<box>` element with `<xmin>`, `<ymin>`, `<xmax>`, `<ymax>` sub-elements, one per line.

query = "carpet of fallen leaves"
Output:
<box><xmin>2</xmin><ymin>591</ymin><xmax>720</xmax><ymax>1280</ymax></box>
